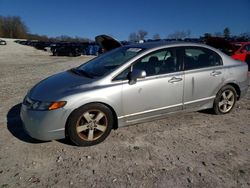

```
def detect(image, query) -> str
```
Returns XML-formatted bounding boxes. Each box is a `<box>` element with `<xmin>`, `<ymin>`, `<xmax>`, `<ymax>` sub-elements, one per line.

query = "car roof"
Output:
<box><xmin>125</xmin><ymin>41</ymin><xmax>213</xmax><ymax>50</ymax></box>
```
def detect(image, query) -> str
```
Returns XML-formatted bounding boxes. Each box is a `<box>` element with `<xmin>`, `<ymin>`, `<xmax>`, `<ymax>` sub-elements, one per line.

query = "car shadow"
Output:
<box><xmin>56</xmin><ymin>138</ymin><xmax>75</xmax><ymax>146</ymax></box>
<box><xmin>198</xmin><ymin>109</ymin><xmax>215</xmax><ymax>115</ymax></box>
<box><xmin>7</xmin><ymin>103</ymin><xmax>45</xmax><ymax>144</ymax></box>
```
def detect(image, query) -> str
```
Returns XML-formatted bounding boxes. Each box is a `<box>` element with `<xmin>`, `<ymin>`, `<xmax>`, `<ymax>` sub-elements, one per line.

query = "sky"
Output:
<box><xmin>0</xmin><ymin>0</ymin><xmax>250</xmax><ymax>40</ymax></box>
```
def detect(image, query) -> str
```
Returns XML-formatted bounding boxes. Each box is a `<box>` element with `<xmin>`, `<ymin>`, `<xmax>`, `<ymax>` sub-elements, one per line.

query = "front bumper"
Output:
<box><xmin>20</xmin><ymin>104</ymin><xmax>68</xmax><ymax>141</ymax></box>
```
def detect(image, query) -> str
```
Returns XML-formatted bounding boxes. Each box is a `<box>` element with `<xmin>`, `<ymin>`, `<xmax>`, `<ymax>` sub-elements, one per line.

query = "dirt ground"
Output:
<box><xmin>0</xmin><ymin>39</ymin><xmax>250</xmax><ymax>188</ymax></box>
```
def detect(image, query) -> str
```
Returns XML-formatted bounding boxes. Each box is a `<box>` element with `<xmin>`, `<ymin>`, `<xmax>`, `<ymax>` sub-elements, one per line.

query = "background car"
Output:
<box><xmin>52</xmin><ymin>45</ymin><xmax>82</xmax><ymax>56</ymax></box>
<box><xmin>231</xmin><ymin>42</ymin><xmax>250</xmax><ymax>70</ymax></box>
<box><xmin>205</xmin><ymin>37</ymin><xmax>236</xmax><ymax>56</ymax></box>
<box><xmin>0</xmin><ymin>39</ymin><xmax>7</xmax><ymax>45</ymax></box>
<box><xmin>33</xmin><ymin>41</ymin><xmax>51</xmax><ymax>50</ymax></box>
<box><xmin>21</xmin><ymin>41</ymin><xmax>249</xmax><ymax>146</ymax></box>
<box><xmin>95</xmin><ymin>34</ymin><xmax>122</xmax><ymax>52</ymax></box>
<box><xmin>83</xmin><ymin>43</ymin><xmax>101</xmax><ymax>55</ymax></box>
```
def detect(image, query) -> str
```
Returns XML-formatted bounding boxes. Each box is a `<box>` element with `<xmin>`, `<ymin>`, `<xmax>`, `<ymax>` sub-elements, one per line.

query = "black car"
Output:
<box><xmin>33</xmin><ymin>41</ymin><xmax>51</xmax><ymax>50</ymax></box>
<box><xmin>52</xmin><ymin>45</ymin><xmax>82</xmax><ymax>56</ymax></box>
<box><xmin>205</xmin><ymin>37</ymin><xmax>236</xmax><ymax>56</ymax></box>
<box><xmin>0</xmin><ymin>39</ymin><xmax>7</xmax><ymax>45</ymax></box>
<box><xmin>50</xmin><ymin>42</ymin><xmax>70</xmax><ymax>54</ymax></box>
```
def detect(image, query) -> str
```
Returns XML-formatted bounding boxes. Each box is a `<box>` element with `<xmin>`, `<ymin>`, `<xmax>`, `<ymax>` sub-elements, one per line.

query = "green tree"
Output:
<box><xmin>168</xmin><ymin>30</ymin><xmax>191</xmax><ymax>40</ymax></box>
<box><xmin>128</xmin><ymin>32</ymin><xmax>138</xmax><ymax>41</ymax></box>
<box><xmin>153</xmin><ymin>33</ymin><xmax>161</xmax><ymax>40</ymax></box>
<box><xmin>0</xmin><ymin>15</ymin><xmax>28</xmax><ymax>38</ymax></box>
<box><xmin>223</xmin><ymin>27</ymin><xmax>230</xmax><ymax>38</ymax></box>
<box><xmin>138</xmin><ymin>30</ymin><xmax>148</xmax><ymax>40</ymax></box>
<box><xmin>0</xmin><ymin>16</ymin><xmax>3</xmax><ymax>37</ymax></box>
<box><xmin>204</xmin><ymin>33</ymin><xmax>212</xmax><ymax>38</ymax></box>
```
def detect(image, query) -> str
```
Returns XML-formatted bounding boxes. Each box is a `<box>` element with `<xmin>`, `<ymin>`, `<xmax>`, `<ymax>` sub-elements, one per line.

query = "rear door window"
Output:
<box><xmin>184</xmin><ymin>47</ymin><xmax>222</xmax><ymax>70</ymax></box>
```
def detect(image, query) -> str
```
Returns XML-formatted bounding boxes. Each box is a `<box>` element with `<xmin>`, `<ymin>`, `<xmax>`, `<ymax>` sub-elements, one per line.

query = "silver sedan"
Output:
<box><xmin>21</xmin><ymin>42</ymin><xmax>249</xmax><ymax>146</ymax></box>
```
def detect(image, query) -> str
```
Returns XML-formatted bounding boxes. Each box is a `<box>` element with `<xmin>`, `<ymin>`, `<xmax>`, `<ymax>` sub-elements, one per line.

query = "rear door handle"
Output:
<box><xmin>168</xmin><ymin>77</ymin><xmax>183</xmax><ymax>83</ymax></box>
<box><xmin>210</xmin><ymin>70</ymin><xmax>222</xmax><ymax>76</ymax></box>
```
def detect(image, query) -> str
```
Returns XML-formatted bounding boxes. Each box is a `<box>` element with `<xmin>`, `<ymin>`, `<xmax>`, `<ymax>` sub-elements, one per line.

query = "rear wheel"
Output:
<box><xmin>213</xmin><ymin>85</ymin><xmax>237</xmax><ymax>115</ymax></box>
<box><xmin>67</xmin><ymin>103</ymin><xmax>113</xmax><ymax>146</ymax></box>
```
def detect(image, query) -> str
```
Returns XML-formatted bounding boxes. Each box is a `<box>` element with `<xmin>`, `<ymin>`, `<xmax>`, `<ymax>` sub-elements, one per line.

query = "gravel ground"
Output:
<box><xmin>0</xmin><ymin>39</ymin><xmax>250</xmax><ymax>188</ymax></box>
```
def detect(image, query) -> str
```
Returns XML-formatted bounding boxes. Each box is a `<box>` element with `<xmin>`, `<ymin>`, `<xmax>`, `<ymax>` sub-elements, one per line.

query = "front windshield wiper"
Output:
<box><xmin>70</xmin><ymin>68</ymin><xmax>94</xmax><ymax>78</ymax></box>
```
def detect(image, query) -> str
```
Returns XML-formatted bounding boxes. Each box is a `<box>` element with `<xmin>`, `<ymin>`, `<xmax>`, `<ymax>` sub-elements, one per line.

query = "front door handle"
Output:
<box><xmin>210</xmin><ymin>70</ymin><xmax>222</xmax><ymax>76</ymax></box>
<box><xmin>168</xmin><ymin>77</ymin><xmax>183</xmax><ymax>83</ymax></box>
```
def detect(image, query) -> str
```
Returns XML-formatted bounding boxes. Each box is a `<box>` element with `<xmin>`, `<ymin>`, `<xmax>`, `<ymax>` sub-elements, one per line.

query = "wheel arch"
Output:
<box><xmin>65</xmin><ymin>102</ymin><xmax>118</xmax><ymax>137</ymax></box>
<box><xmin>96</xmin><ymin>102</ymin><xmax>119</xmax><ymax>130</ymax></box>
<box><xmin>213</xmin><ymin>83</ymin><xmax>239</xmax><ymax>115</ymax></box>
<box><xmin>225</xmin><ymin>83</ymin><xmax>241</xmax><ymax>100</ymax></box>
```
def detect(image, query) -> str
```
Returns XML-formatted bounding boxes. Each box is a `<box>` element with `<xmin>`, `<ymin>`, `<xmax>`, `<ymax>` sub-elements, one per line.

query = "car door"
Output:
<box><xmin>182</xmin><ymin>46</ymin><xmax>224</xmax><ymax>109</ymax></box>
<box><xmin>116</xmin><ymin>48</ymin><xmax>184</xmax><ymax>123</ymax></box>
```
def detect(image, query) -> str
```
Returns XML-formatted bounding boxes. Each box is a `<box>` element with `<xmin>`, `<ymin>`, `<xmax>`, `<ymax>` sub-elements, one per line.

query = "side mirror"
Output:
<box><xmin>128</xmin><ymin>69</ymin><xmax>146</xmax><ymax>85</ymax></box>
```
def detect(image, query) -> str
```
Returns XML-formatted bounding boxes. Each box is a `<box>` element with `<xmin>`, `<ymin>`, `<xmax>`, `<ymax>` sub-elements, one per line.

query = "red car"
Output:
<box><xmin>231</xmin><ymin>42</ymin><xmax>250</xmax><ymax>61</ymax></box>
<box><xmin>231</xmin><ymin>42</ymin><xmax>250</xmax><ymax>69</ymax></box>
<box><xmin>205</xmin><ymin>38</ymin><xmax>250</xmax><ymax>71</ymax></box>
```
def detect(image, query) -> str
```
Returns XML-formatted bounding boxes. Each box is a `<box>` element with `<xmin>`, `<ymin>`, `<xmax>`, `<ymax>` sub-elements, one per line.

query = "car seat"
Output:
<box><xmin>198</xmin><ymin>54</ymin><xmax>210</xmax><ymax>67</ymax></box>
<box><xmin>146</xmin><ymin>56</ymin><xmax>159</xmax><ymax>76</ymax></box>
<box><xmin>159</xmin><ymin>57</ymin><xmax>176</xmax><ymax>74</ymax></box>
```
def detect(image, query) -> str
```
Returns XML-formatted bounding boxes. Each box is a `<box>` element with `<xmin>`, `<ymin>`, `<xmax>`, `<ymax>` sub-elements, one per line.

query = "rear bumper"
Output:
<box><xmin>240</xmin><ymin>85</ymin><xmax>248</xmax><ymax>99</ymax></box>
<box><xmin>20</xmin><ymin>104</ymin><xmax>68</xmax><ymax>141</ymax></box>
<box><xmin>239</xmin><ymin>76</ymin><xmax>249</xmax><ymax>99</ymax></box>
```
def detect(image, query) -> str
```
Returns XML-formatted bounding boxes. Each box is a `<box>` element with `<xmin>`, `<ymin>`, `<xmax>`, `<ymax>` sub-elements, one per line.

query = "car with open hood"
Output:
<box><xmin>95</xmin><ymin>34</ymin><xmax>122</xmax><ymax>53</ymax></box>
<box><xmin>21</xmin><ymin>38</ymin><xmax>249</xmax><ymax>146</ymax></box>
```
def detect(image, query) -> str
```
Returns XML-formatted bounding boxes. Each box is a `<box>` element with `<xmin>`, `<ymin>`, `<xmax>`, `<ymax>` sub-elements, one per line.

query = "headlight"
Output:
<box><xmin>23</xmin><ymin>96</ymin><xmax>66</xmax><ymax>111</ymax></box>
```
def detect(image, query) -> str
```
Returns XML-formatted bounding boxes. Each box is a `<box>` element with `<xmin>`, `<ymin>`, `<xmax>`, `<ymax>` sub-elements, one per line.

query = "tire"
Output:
<box><xmin>67</xmin><ymin>103</ymin><xmax>113</xmax><ymax>146</ymax></box>
<box><xmin>213</xmin><ymin>85</ymin><xmax>237</xmax><ymax>115</ymax></box>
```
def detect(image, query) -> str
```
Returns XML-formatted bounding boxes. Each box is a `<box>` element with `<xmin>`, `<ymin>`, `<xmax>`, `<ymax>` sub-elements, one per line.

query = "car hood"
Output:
<box><xmin>95</xmin><ymin>34</ymin><xmax>122</xmax><ymax>52</ymax></box>
<box><xmin>29</xmin><ymin>70</ymin><xmax>96</xmax><ymax>101</ymax></box>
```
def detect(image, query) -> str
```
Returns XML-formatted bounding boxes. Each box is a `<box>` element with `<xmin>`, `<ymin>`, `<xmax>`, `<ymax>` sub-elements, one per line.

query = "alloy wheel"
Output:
<box><xmin>218</xmin><ymin>89</ymin><xmax>235</xmax><ymax>113</ymax></box>
<box><xmin>76</xmin><ymin>110</ymin><xmax>108</xmax><ymax>141</ymax></box>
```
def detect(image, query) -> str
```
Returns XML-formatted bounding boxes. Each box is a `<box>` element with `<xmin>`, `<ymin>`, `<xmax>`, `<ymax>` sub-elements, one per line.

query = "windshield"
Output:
<box><xmin>77</xmin><ymin>47</ymin><xmax>144</xmax><ymax>77</ymax></box>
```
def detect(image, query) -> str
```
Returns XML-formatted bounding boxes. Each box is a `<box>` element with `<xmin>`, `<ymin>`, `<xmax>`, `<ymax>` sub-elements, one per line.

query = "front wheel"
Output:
<box><xmin>213</xmin><ymin>85</ymin><xmax>237</xmax><ymax>115</ymax></box>
<box><xmin>67</xmin><ymin>103</ymin><xmax>113</xmax><ymax>146</ymax></box>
